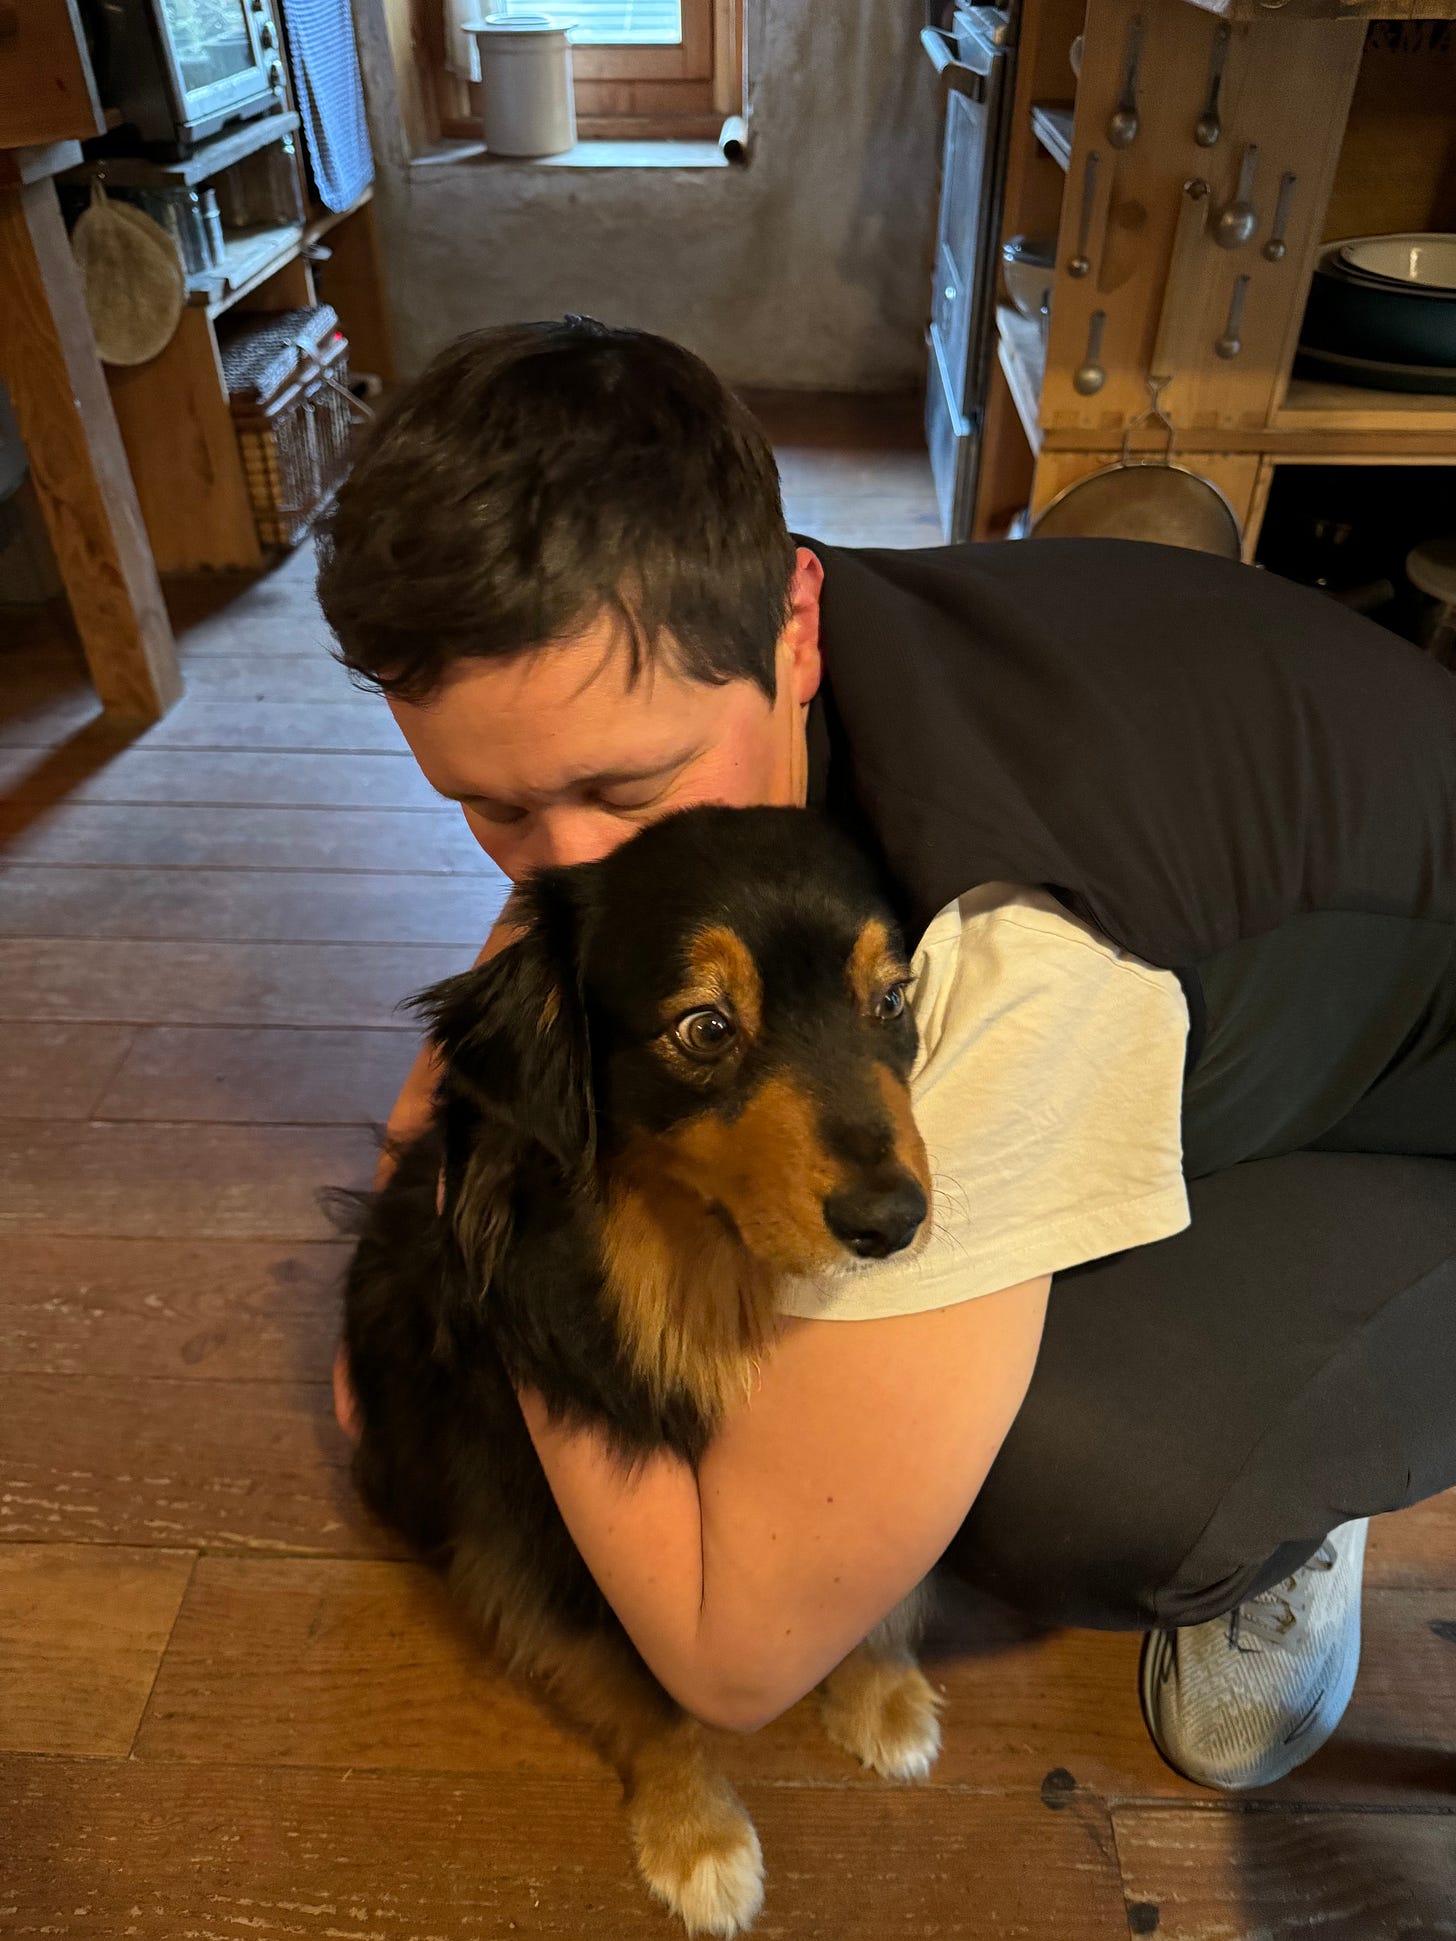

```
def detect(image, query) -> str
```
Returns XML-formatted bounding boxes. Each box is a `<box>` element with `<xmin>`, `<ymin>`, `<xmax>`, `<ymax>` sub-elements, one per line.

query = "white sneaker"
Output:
<box><xmin>1138</xmin><ymin>1517</ymin><xmax>1368</xmax><ymax>1790</ymax></box>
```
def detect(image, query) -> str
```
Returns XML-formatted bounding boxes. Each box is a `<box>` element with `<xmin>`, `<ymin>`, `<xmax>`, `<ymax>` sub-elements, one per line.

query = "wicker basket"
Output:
<box><xmin>219</xmin><ymin>305</ymin><xmax>364</xmax><ymax>550</ymax></box>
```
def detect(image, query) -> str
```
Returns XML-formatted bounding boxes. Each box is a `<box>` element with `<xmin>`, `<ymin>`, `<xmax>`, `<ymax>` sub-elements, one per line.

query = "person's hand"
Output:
<box><xmin>333</xmin><ymin>1340</ymin><xmax>362</xmax><ymax>1444</ymax></box>
<box><xmin>373</xmin><ymin>909</ymin><xmax>523</xmax><ymax>1193</ymax></box>
<box><xmin>373</xmin><ymin>1040</ymin><xmax>444</xmax><ymax>1191</ymax></box>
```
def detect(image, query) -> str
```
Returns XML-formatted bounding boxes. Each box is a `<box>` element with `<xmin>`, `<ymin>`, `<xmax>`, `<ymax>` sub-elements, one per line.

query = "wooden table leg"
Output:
<box><xmin>0</xmin><ymin>175</ymin><xmax>181</xmax><ymax>722</ymax></box>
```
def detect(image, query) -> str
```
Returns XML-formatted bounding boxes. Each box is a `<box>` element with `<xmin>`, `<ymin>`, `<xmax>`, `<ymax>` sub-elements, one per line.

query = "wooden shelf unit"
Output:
<box><xmin>974</xmin><ymin>0</ymin><xmax>1456</xmax><ymax>559</ymax></box>
<box><xmin>104</xmin><ymin>184</ymin><xmax>393</xmax><ymax>574</ymax></box>
<box><xmin>1177</xmin><ymin>0</ymin><xmax>1456</xmax><ymax>20</ymax></box>
<box><xmin>1275</xmin><ymin>374</ymin><xmax>1456</xmax><ymax>438</ymax></box>
<box><xmin>996</xmin><ymin>303</ymin><xmax>1047</xmax><ymax>453</ymax></box>
<box><xmin>61</xmin><ymin>110</ymin><xmax>303</xmax><ymax>188</ymax></box>
<box><xmin>1029</xmin><ymin>103</ymin><xmax>1073</xmax><ymax>173</ymax></box>
<box><xmin>197</xmin><ymin>221</ymin><xmax>307</xmax><ymax>315</ymax></box>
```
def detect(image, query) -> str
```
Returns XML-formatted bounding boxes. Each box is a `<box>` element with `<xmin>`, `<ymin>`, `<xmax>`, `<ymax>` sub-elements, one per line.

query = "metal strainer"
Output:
<box><xmin>1030</xmin><ymin>377</ymin><xmax>1242</xmax><ymax>556</ymax></box>
<box><xmin>1031</xmin><ymin>178</ymin><xmax>1243</xmax><ymax>560</ymax></box>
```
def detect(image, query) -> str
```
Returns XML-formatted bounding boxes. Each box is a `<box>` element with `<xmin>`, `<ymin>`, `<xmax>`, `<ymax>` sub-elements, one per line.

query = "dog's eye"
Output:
<box><xmin>674</xmin><ymin>1007</ymin><xmax>737</xmax><ymax>1060</ymax></box>
<box><xmin>874</xmin><ymin>982</ymin><xmax>908</xmax><ymax>1021</ymax></box>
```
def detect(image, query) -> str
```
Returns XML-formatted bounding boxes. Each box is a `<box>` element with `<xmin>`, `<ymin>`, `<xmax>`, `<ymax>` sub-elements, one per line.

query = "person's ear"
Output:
<box><xmin>780</xmin><ymin>547</ymin><xmax>824</xmax><ymax>709</ymax></box>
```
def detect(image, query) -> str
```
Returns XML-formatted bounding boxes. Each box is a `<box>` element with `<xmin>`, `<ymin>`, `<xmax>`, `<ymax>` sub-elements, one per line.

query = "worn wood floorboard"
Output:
<box><xmin>2</xmin><ymin>1756</ymin><xmax>1133</xmax><ymax>1940</ymax></box>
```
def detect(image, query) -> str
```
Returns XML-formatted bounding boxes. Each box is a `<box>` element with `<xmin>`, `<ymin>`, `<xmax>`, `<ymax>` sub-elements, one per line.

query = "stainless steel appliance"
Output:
<box><xmin>922</xmin><ymin>3</ymin><xmax>1020</xmax><ymax>542</ymax></box>
<box><xmin>83</xmin><ymin>0</ymin><xmax>289</xmax><ymax>155</ymax></box>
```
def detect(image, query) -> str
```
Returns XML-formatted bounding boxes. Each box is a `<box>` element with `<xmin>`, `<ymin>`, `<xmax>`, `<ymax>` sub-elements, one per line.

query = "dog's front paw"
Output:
<box><xmin>630</xmin><ymin>1770</ymin><xmax>765</xmax><ymax>1936</ymax></box>
<box><xmin>818</xmin><ymin>1654</ymin><xmax>945</xmax><ymax>1782</ymax></box>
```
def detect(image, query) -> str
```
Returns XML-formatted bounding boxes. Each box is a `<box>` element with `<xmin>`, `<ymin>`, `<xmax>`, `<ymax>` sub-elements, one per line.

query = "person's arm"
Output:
<box><xmin>373</xmin><ymin>906</ymin><xmax>521</xmax><ymax>1189</ymax></box>
<box><xmin>373</xmin><ymin>1036</ymin><xmax>445</xmax><ymax>1190</ymax></box>
<box><xmin>335</xmin><ymin>907</ymin><xmax>522</xmax><ymax>1444</ymax></box>
<box><xmin>515</xmin><ymin>1273</ymin><xmax>1050</xmax><ymax>1734</ymax></box>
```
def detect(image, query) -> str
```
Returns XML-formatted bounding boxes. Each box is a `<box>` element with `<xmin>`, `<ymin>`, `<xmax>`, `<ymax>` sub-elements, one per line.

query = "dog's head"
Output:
<box><xmin>418</xmin><ymin>806</ymin><xmax>931</xmax><ymax>1297</ymax></box>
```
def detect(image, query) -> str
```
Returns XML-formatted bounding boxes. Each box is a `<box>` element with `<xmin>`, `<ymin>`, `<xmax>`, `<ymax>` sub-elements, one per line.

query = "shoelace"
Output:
<box><xmin>1228</xmin><ymin>1539</ymin><xmax>1338</xmax><ymax>1649</ymax></box>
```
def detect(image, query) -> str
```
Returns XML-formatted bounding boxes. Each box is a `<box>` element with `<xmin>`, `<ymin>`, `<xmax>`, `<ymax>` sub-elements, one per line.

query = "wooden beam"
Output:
<box><xmin>3</xmin><ymin>139</ymin><xmax>84</xmax><ymax>187</ymax></box>
<box><xmin>0</xmin><ymin>0</ymin><xmax>105</xmax><ymax>148</ymax></box>
<box><xmin>0</xmin><ymin>178</ymin><xmax>181</xmax><ymax>722</ymax></box>
<box><xmin>1176</xmin><ymin>0</ymin><xmax>1455</xmax><ymax>17</ymax></box>
<box><xmin>350</xmin><ymin>0</ymin><xmax>434</xmax><ymax>160</ymax></box>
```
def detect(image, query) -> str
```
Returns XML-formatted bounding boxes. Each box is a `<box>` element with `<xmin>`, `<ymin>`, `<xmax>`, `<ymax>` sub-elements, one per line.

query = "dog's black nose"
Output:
<box><xmin>823</xmin><ymin>1179</ymin><xmax>927</xmax><ymax>1259</ymax></box>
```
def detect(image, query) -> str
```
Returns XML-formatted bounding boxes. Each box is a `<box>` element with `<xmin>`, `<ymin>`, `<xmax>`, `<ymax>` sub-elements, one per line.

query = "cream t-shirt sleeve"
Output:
<box><xmin>774</xmin><ymin>883</ymin><xmax>1191</xmax><ymax>1322</ymax></box>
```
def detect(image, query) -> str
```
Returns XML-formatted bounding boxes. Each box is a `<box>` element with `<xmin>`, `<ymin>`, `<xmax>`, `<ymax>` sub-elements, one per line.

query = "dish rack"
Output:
<box><xmin>218</xmin><ymin>304</ymin><xmax>370</xmax><ymax>549</ymax></box>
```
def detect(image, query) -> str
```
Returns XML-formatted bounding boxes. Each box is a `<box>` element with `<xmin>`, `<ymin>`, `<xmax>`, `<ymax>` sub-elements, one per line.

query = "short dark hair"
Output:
<box><xmin>316</xmin><ymin>319</ymin><xmax>796</xmax><ymax>704</ymax></box>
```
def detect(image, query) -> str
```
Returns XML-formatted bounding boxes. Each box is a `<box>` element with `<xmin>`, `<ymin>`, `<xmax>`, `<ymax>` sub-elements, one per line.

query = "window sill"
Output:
<box><xmin>410</xmin><ymin>138</ymin><xmax>731</xmax><ymax>171</ymax></box>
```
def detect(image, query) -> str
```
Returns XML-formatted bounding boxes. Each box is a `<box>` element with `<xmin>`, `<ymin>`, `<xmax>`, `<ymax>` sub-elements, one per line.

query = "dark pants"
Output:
<box><xmin>943</xmin><ymin>912</ymin><xmax>1456</xmax><ymax>1631</ymax></box>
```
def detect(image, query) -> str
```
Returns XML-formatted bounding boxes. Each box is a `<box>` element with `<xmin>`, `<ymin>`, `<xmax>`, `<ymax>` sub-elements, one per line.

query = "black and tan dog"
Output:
<box><xmin>341</xmin><ymin>805</ymin><xmax>943</xmax><ymax>1935</ymax></box>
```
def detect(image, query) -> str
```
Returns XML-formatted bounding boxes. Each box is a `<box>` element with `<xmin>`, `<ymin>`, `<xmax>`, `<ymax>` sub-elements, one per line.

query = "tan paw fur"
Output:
<box><xmin>818</xmin><ymin>1655</ymin><xmax>945</xmax><ymax>1781</ymax></box>
<box><xmin>629</xmin><ymin>1771</ymin><xmax>765</xmax><ymax>1936</ymax></box>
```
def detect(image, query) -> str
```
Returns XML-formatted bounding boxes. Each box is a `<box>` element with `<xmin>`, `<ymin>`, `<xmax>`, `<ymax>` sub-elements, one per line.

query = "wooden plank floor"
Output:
<box><xmin>1</xmin><ymin>396</ymin><xmax>1453</xmax><ymax>1939</ymax></box>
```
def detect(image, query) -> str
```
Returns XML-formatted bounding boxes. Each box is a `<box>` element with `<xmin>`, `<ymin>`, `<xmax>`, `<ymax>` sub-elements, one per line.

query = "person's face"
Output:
<box><xmin>389</xmin><ymin>549</ymin><xmax>825</xmax><ymax>879</ymax></box>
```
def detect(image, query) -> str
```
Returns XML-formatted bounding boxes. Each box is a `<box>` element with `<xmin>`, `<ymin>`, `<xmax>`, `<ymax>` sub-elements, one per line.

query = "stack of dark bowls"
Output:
<box><xmin>1296</xmin><ymin>233</ymin><xmax>1456</xmax><ymax>395</ymax></box>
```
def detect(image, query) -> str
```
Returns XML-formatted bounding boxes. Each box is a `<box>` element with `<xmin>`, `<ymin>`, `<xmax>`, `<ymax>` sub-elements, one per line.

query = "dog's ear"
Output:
<box><xmin>409</xmin><ymin>875</ymin><xmax>593</xmax><ymax>1283</ymax></box>
<box><xmin>416</xmin><ymin>897</ymin><xmax>592</xmax><ymax>1169</ymax></box>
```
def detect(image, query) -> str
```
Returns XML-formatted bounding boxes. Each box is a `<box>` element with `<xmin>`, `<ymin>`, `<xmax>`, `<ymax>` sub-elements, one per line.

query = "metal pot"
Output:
<box><xmin>1300</xmin><ymin>240</ymin><xmax>1456</xmax><ymax>370</ymax></box>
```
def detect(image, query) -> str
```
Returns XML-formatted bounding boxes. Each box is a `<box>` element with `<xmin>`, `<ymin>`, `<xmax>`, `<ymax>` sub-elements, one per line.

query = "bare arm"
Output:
<box><xmin>515</xmin><ymin>1275</ymin><xmax>1050</xmax><ymax>1733</ymax></box>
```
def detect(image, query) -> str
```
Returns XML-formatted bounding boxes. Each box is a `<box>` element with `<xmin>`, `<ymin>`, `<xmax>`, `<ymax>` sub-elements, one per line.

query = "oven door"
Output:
<box><xmin>922</xmin><ymin>12</ymin><xmax>1014</xmax><ymax>539</ymax></box>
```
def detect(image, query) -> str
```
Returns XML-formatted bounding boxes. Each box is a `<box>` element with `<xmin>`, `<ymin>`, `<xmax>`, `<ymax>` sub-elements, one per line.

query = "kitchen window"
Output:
<box><xmin>434</xmin><ymin>0</ymin><xmax>742</xmax><ymax>142</ymax></box>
